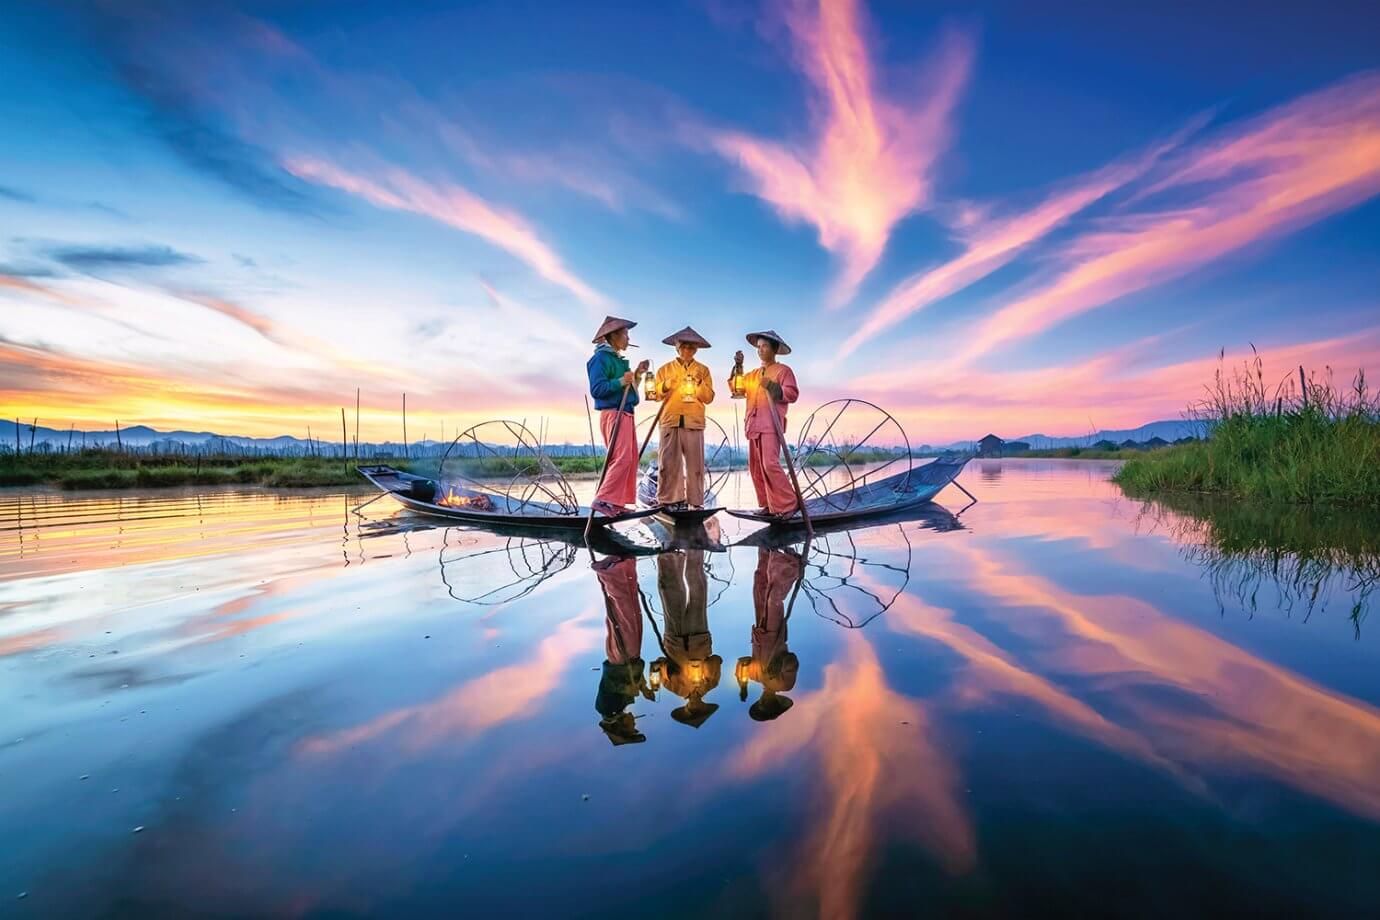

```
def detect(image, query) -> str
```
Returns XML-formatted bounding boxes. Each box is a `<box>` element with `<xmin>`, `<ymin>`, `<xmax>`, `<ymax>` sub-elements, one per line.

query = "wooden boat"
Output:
<box><xmin>637</xmin><ymin>465</ymin><xmax>721</xmax><ymax>527</ymax></box>
<box><xmin>359</xmin><ymin>466</ymin><xmax>658</xmax><ymax>530</ymax></box>
<box><xmin>733</xmin><ymin>496</ymin><xmax>965</xmax><ymax>547</ymax></box>
<box><xmin>726</xmin><ymin>455</ymin><xmax>972</xmax><ymax>528</ymax></box>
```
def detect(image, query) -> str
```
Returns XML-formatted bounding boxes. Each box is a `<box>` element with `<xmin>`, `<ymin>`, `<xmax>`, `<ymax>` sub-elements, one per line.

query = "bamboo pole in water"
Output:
<box><xmin>355</xmin><ymin>388</ymin><xmax>361</xmax><ymax>461</ymax></box>
<box><xmin>30</xmin><ymin>418</ymin><xmax>37</xmax><ymax>453</ymax></box>
<box><xmin>402</xmin><ymin>393</ymin><xmax>409</xmax><ymax>460</ymax></box>
<box><xmin>115</xmin><ymin>420</ymin><xmax>122</xmax><ymax>452</ymax></box>
<box><xmin>341</xmin><ymin>408</ymin><xmax>349</xmax><ymax>474</ymax></box>
<box><xmin>13</xmin><ymin>418</ymin><xmax>19</xmax><ymax>455</ymax></box>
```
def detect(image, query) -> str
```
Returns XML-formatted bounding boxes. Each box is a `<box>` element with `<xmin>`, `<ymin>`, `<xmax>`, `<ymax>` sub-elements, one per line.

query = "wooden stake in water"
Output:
<box><xmin>341</xmin><ymin>408</ymin><xmax>349</xmax><ymax>474</ymax></box>
<box><xmin>402</xmin><ymin>393</ymin><xmax>409</xmax><ymax>460</ymax></box>
<box><xmin>30</xmin><ymin>418</ymin><xmax>37</xmax><ymax>453</ymax></box>
<box><xmin>355</xmin><ymin>388</ymin><xmax>361</xmax><ymax>461</ymax></box>
<box><xmin>115</xmin><ymin>420</ymin><xmax>122</xmax><ymax>452</ymax></box>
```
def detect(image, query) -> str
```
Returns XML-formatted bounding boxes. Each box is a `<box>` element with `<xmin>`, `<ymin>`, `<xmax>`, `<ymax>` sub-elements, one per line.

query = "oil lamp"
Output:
<box><xmin>642</xmin><ymin>370</ymin><xmax>659</xmax><ymax>401</ymax></box>
<box><xmin>648</xmin><ymin>661</ymin><xmax>662</xmax><ymax>692</ymax></box>
<box><xmin>680</xmin><ymin>373</ymin><xmax>697</xmax><ymax>403</ymax></box>
<box><xmin>735</xmin><ymin>656</ymin><xmax>752</xmax><ymax>700</ymax></box>
<box><xmin>729</xmin><ymin>353</ymin><xmax>747</xmax><ymax>399</ymax></box>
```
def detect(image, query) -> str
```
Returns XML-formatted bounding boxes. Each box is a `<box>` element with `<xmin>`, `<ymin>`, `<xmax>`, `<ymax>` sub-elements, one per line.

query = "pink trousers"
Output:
<box><xmin>747</xmin><ymin>429</ymin><xmax>797</xmax><ymax>514</ymax></box>
<box><xmin>595</xmin><ymin>556</ymin><xmax>643</xmax><ymax>664</ymax></box>
<box><xmin>596</xmin><ymin>409</ymin><xmax>638</xmax><ymax>508</ymax></box>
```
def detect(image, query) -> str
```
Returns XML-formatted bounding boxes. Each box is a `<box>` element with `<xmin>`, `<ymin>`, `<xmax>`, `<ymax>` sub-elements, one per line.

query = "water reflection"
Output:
<box><xmin>4</xmin><ymin>466</ymin><xmax>1380</xmax><ymax>916</ymax></box>
<box><xmin>1137</xmin><ymin>491</ymin><xmax>1380</xmax><ymax>634</ymax></box>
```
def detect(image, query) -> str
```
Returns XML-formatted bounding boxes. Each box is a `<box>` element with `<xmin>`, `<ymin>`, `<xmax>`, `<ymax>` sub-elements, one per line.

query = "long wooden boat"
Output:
<box><xmin>726</xmin><ymin>455</ymin><xmax>972</xmax><ymax>528</ymax></box>
<box><xmin>733</xmin><ymin>497</ymin><xmax>965</xmax><ymax>547</ymax></box>
<box><xmin>359</xmin><ymin>466</ymin><xmax>658</xmax><ymax>530</ymax></box>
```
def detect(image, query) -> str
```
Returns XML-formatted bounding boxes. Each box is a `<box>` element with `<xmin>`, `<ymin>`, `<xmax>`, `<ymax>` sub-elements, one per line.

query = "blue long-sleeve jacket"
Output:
<box><xmin>587</xmin><ymin>344</ymin><xmax>640</xmax><ymax>412</ymax></box>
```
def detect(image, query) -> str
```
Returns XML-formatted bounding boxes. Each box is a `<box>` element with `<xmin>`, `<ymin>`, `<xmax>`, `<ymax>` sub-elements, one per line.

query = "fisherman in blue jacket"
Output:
<box><xmin>588</xmin><ymin>315</ymin><xmax>649</xmax><ymax>515</ymax></box>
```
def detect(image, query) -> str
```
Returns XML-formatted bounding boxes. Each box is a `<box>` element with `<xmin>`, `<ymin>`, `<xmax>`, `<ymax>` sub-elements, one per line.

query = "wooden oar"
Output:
<box><xmin>584</xmin><ymin>383</ymin><xmax>633</xmax><ymax>541</ymax></box>
<box><xmin>764</xmin><ymin>386</ymin><xmax>813</xmax><ymax>536</ymax></box>
<box><xmin>638</xmin><ymin>388</ymin><xmax>669</xmax><ymax>467</ymax></box>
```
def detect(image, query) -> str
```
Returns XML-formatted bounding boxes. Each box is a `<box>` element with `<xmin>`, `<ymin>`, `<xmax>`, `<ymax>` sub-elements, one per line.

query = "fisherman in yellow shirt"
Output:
<box><xmin>648</xmin><ymin>327</ymin><xmax>715</xmax><ymax>509</ymax></box>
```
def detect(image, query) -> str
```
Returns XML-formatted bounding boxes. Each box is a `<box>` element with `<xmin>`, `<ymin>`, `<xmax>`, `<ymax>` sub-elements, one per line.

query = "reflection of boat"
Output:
<box><xmin>728</xmin><ymin>455</ymin><xmax>971</xmax><ymax>527</ymax></box>
<box><xmin>360</xmin><ymin>466</ymin><xmax>657</xmax><ymax>530</ymax></box>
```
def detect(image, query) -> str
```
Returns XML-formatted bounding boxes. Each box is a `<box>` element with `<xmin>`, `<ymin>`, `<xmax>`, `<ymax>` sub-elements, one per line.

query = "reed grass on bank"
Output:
<box><xmin>0</xmin><ymin>451</ymin><xmax>412</xmax><ymax>490</ymax></box>
<box><xmin>1115</xmin><ymin>359</ymin><xmax>1380</xmax><ymax>506</ymax></box>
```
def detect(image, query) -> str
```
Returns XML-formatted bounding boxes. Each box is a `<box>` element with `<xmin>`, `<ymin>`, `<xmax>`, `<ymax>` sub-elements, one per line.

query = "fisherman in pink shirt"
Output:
<box><xmin>734</xmin><ymin>330</ymin><xmax>800</xmax><ymax>517</ymax></box>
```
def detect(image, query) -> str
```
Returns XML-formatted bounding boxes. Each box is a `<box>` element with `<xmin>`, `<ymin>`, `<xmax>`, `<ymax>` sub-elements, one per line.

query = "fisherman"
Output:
<box><xmin>735</xmin><ymin>330</ymin><xmax>800</xmax><ymax>517</ymax></box>
<box><xmin>735</xmin><ymin>546</ymin><xmax>802</xmax><ymax>721</ymax></box>
<box><xmin>588</xmin><ymin>316</ymin><xmax>650</xmax><ymax>517</ymax></box>
<box><xmin>649</xmin><ymin>549</ymin><xmax>722</xmax><ymax>728</ymax></box>
<box><xmin>593</xmin><ymin>555</ymin><xmax>654</xmax><ymax>745</ymax></box>
<box><xmin>648</xmin><ymin>327</ymin><xmax>715</xmax><ymax>510</ymax></box>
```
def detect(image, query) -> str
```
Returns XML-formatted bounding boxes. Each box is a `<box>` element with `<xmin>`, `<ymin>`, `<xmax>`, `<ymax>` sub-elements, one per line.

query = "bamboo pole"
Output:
<box><xmin>765</xmin><ymin>397</ymin><xmax>812</xmax><ymax>535</ymax></box>
<box><xmin>14</xmin><ymin>418</ymin><xmax>19</xmax><ymax>455</ymax></box>
<box><xmin>67</xmin><ymin>422</ymin><xmax>75</xmax><ymax>453</ymax></box>
<box><xmin>341</xmin><ymin>408</ymin><xmax>349</xmax><ymax>474</ymax></box>
<box><xmin>30</xmin><ymin>418</ymin><xmax>37</xmax><ymax>453</ymax></box>
<box><xmin>115</xmin><ymin>420</ymin><xmax>122</xmax><ymax>452</ymax></box>
<box><xmin>584</xmin><ymin>395</ymin><xmax>597</xmax><ymax>457</ymax></box>
<box><xmin>355</xmin><ymin>388</ymin><xmax>361</xmax><ymax>461</ymax></box>
<box><xmin>402</xmin><ymin>393</ymin><xmax>408</xmax><ymax>460</ymax></box>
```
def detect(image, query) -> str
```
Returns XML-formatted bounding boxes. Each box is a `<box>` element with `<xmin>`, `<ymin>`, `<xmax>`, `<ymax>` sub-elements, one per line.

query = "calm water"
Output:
<box><xmin>2</xmin><ymin>460</ymin><xmax>1378</xmax><ymax>918</ymax></box>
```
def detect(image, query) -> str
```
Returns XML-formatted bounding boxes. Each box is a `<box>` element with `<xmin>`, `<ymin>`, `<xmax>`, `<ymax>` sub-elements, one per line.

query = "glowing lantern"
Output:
<box><xmin>648</xmin><ymin>662</ymin><xmax>662</xmax><ymax>692</ymax></box>
<box><xmin>680</xmin><ymin>374</ymin><xmax>697</xmax><ymax>403</ymax></box>
<box><xmin>643</xmin><ymin>371</ymin><xmax>659</xmax><ymax>401</ymax></box>
<box><xmin>729</xmin><ymin>354</ymin><xmax>747</xmax><ymax>400</ymax></box>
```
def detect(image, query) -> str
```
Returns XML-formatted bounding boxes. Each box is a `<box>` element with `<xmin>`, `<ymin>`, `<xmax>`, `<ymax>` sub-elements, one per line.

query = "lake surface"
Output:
<box><xmin>3</xmin><ymin>460</ymin><xmax>1378</xmax><ymax>917</ymax></box>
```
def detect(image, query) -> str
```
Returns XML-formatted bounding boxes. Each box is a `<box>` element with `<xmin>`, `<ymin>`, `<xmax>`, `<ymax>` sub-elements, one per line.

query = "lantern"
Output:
<box><xmin>729</xmin><ymin>354</ymin><xmax>747</xmax><ymax>399</ymax></box>
<box><xmin>648</xmin><ymin>661</ymin><xmax>662</xmax><ymax>692</ymax></box>
<box><xmin>643</xmin><ymin>370</ymin><xmax>659</xmax><ymax>401</ymax></box>
<box><xmin>680</xmin><ymin>373</ymin><xmax>697</xmax><ymax>404</ymax></box>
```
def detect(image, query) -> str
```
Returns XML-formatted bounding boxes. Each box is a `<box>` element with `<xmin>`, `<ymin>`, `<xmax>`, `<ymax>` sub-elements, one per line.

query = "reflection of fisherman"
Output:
<box><xmin>593</xmin><ymin>556</ymin><xmax>653</xmax><ymax>745</ymax></box>
<box><xmin>648</xmin><ymin>327</ymin><xmax>715</xmax><ymax>510</ymax></box>
<box><xmin>650</xmin><ymin>549</ymin><xmax>722</xmax><ymax>728</ymax></box>
<box><xmin>736</xmin><ymin>547</ymin><xmax>802</xmax><ymax>721</ymax></box>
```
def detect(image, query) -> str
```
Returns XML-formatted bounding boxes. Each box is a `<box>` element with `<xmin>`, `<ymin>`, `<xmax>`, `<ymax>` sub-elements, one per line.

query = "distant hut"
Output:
<box><xmin>978</xmin><ymin>434</ymin><xmax>1004</xmax><ymax>457</ymax></box>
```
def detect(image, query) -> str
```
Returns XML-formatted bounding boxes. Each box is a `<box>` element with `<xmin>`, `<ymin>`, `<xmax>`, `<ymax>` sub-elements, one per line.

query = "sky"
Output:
<box><xmin>2</xmin><ymin>0</ymin><xmax>1378</xmax><ymax>445</ymax></box>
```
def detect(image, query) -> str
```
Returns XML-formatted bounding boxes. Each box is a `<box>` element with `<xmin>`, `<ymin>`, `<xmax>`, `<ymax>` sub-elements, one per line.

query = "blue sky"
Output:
<box><xmin>1</xmin><ymin>0</ymin><xmax>1377</xmax><ymax>442</ymax></box>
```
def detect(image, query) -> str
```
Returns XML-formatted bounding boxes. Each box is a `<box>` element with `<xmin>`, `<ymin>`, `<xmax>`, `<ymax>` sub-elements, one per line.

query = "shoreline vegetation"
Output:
<box><xmin>1115</xmin><ymin>359</ymin><xmax>1379</xmax><ymax>506</ymax></box>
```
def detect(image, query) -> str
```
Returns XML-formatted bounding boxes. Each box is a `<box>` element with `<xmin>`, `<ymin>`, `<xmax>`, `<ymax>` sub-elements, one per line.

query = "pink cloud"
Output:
<box><xmin>284</xmin><ymin>157</ymin><xmax>609</xmax><ymax>308</ymax></box>
<box><xmin>848</xmin><ymin>327</ymin><xmax>1380</xmax><ymax>443</ymax></box>
<box><xmin>710</xmin><ymin>1</ymin><xmax>973</xmax><ymax>306</ymax></box>
<box><xmin>837</xmin><ymin>119</ymin><xmax>1207</xmax><ymax>359</ymax></box>
<box><xmin>948</xmin><ymin>72</ymin><xmax>1380</xmax><ymax>367</ymax></box>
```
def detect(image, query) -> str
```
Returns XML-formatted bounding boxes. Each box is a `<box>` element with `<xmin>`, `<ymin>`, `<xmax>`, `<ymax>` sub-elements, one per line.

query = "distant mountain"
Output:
<box><xmin>935</xmin><ymin>419</ymin><xmax>1207</xmax><ymax>451</ymax></box>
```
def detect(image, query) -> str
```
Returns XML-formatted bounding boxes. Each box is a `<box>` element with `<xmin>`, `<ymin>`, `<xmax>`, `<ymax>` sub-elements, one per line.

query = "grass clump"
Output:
<box><xmin>1115</xmin><ymin>356</ymin><xmax>1380</xmax><ymax>506</ymax></box>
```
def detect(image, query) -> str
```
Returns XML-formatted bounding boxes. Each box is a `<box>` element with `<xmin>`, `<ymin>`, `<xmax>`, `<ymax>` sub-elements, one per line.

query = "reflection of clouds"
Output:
<box><xmin>299</xmin><ymin>612</ymin><xmax>600</xmax><ymax>756</ymax></box>
<box><xmin>947</xmin><ymin>541</ymin><xmax>1380</xmax><ymax>820</ymax></box>
<box><xmin>729</xmin><ymin>635</ymin><xmax>974</xmax><ymax>919</ymax></box>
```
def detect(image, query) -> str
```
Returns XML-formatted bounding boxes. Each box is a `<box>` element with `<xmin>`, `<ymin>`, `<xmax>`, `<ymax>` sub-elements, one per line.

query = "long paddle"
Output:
<box><xmin>764</xmin><ymin>382</ymin><xmax>813</xmax><ymax>536</ymax></box>
<box><xmin>585</xmin><ymin>382</ymin><xmax>633</xmax><ymax>541</ymax></box>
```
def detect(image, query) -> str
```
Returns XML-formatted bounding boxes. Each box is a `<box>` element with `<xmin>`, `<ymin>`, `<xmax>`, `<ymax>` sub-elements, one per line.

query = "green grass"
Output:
<box><xmin>0</xmin><ymin>450</ymin><xmax>412</xmax><ymax>491</ymax></box>
<box><xmin>1114</xmin><ymin>359</ymin><xmax>1380</xmax><ymax>506</ymax></box>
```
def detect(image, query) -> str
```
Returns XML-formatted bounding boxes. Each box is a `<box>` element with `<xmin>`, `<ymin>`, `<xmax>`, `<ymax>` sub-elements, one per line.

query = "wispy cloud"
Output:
<box><xmin>837</xmin><ymin>119</ymin><xmax>1207</xmax><ymax>358</ymax></box>
<box><xmin>45</xmin><ymin>243</ymin><xmax>203</xmax><ymax>272</ymax></box>
<box><xmin>285</xmin><ymin>157</ymin><xmax>609</xmax><ymax>308</ymax></box>
<box><xmin>710</xmin><ymin>1</ymin><xmax>973</xmax><ymax>305</ymax></box>
<box><xmin>948</xmin><ymin>71</ymin><xmax>1380</xmax><ymax>366</ymax></box>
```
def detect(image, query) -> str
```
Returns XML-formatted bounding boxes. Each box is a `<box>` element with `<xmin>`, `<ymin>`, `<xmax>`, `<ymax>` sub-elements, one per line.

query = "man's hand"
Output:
<box><xmin>763</xmin><ymin>379</ymin><xmax>783</xmax><ymax>400</ymax></box>
<box><xmin>635</xmin><ymin>359</ymin><xmax>650</xmax><ymax>374</ymax></box>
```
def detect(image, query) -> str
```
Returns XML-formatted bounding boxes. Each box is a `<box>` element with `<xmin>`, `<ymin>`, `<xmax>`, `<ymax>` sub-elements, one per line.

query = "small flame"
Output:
<box><xmin>437</xmin><ymin>486</ymin><xmax>494</xmax><ymax>511</ymax></box>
